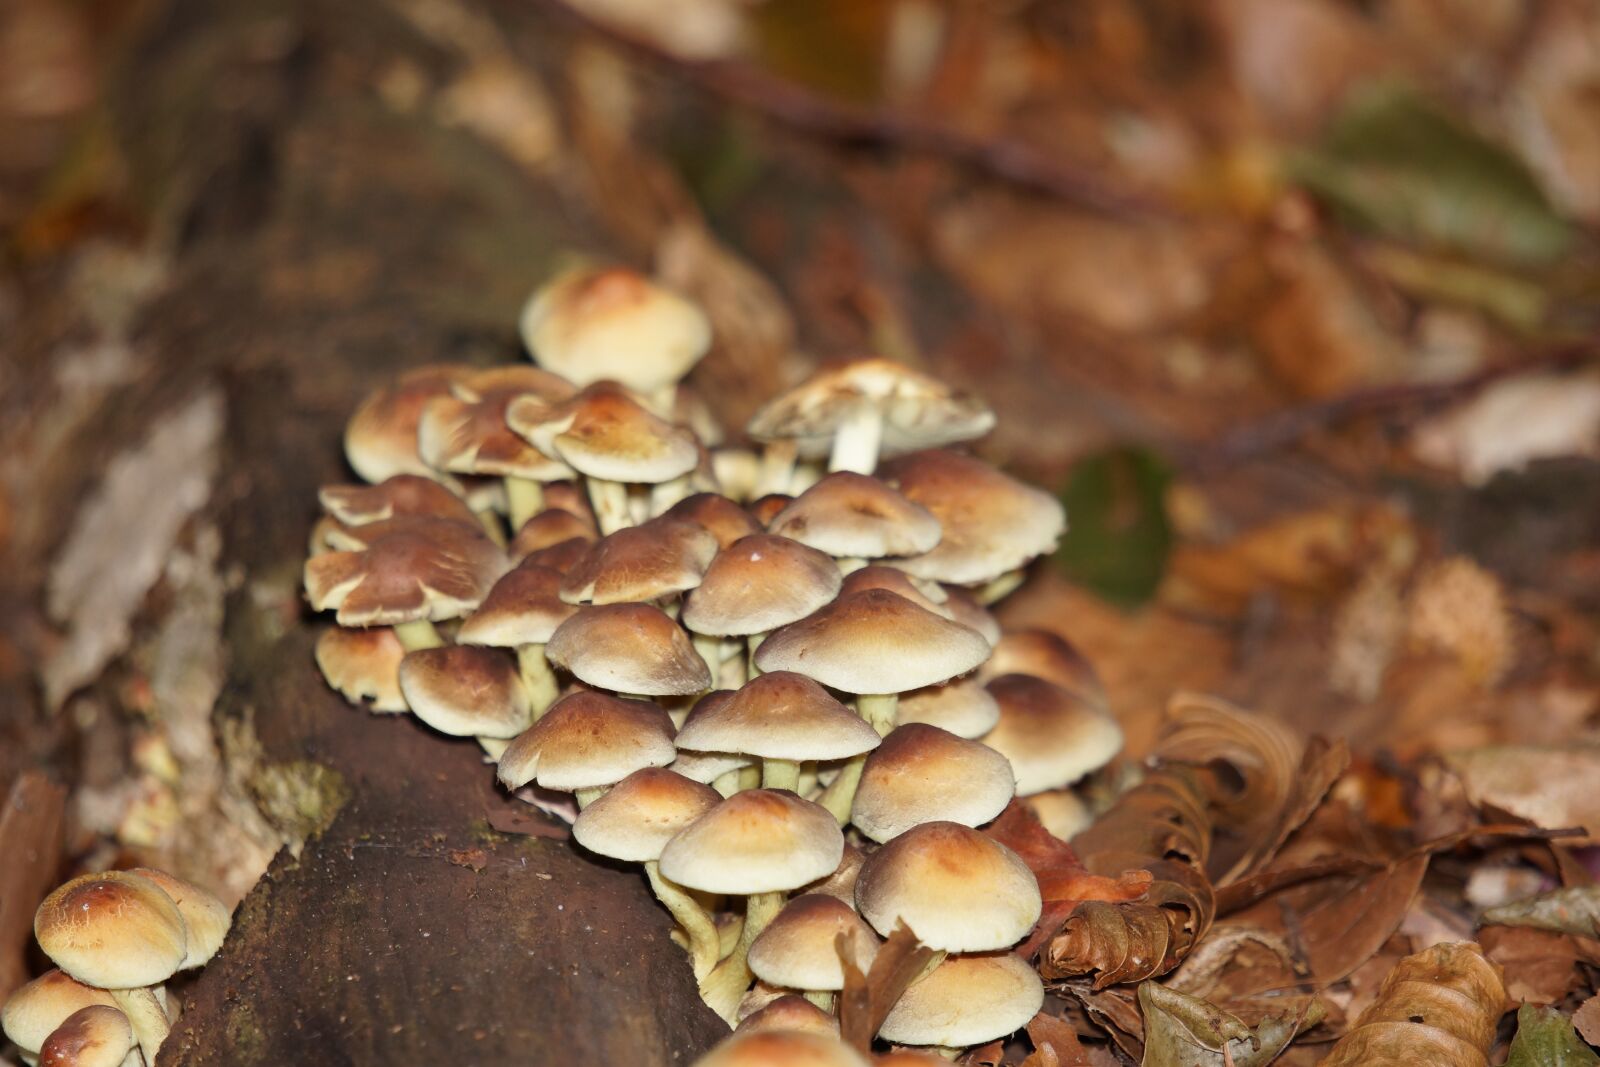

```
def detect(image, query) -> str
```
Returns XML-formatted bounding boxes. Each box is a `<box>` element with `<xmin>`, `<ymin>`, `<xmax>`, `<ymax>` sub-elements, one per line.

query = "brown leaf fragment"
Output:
<box><xmin>1446</xmin><ymin>746</ymin><xmax>1600</xmax><ymax>844</ymax></box>
<box><xmin>1318</xmin><ymin>941</ymin><xmax>1507</xmax><ymax>1067</ymax></box>
<box><xmin>1293</xmin><ymin>854</ymin><xmax>1428</xmax><ymax>986</ymax></box>
<box><xmin>1062</xmin><ymin>982</ymin><xmax>1145</xmax><ymax>1063</ymax></box>
<box><xmin>484</xmin><ymin>805</ymin><xmax>570</xmax><ymax>840</ymax></box>
<box><xmin>447</xmin><ymin>846</ymin><xmax>489</xmax><ymax>871</ymax></box>
<box><xmin>0</xmin><ymin>772</ymin><xmax>66</xmax><ymax>1002</ymax></box>
<box><xmin>1483</xmin><ymin>886</ymin><xmax>1600</xmax><ymax>938</ymax></box>
<box><xmin>1137</xmin><ymin>982</ymin><xmax>1322</xmax><ymax>1067</ymax></box>
<box><xmin>1020</xmin><ymin>1011</ymin><xmax>1092</xmax><ymax>1067</ymax></box>
<box><xmin>1573</xmin><ymin>995</ymin><xmax>1600</xmax><ymax>1046</ymax></box>
<box><xmin>838</xmin><ymin>923</ymin><xmax>935</xmax><ymax>1053</ymax></box>
<box><xmin>1478</xmin><ymin>925</ymin><xmax>1580</xmax><ymax>1005</ymax></box>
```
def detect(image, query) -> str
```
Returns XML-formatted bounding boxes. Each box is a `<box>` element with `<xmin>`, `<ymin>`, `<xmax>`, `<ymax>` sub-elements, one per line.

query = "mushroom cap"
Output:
<box><xmin>509</xmin><ymin>508</ymin><xmax>597</xmax><ymax>563</ymax></box>
<box><xmin>749</xmin><ymin>894</ymin><xmax>880</xmax><ymax>991</ymax></box>
<box><xmin>941</xmin><ymin>588</ymin><xmax>1001</xmax><ymax>646</ymax></box>
<box><xmin>508</xmin><ymin>382</ymin><xmax>699</xmax><ymax>485</ymax></box>
<box><xmin>851</xmin><ymin>724</ymin><xmax>1015</xmax><ymax>842</ymax></box>
<box><xmin>746</xmin><ymin>358</ymin><xmax>994</xmax><ymax>460</ymax></box>
<box><xmin>319</xmin><ymin>475</ymin><xmax>478</xmax><ymax>527</ymax></box>
<box><xmin>978</xmin><ymin>629</ymin><xmax>1107</xmax><ymax>708</ymax></box>
<box><xmin>692</xmin><ymin>1029</ymin><xmax>870</xmax><ymax>1067</ymax></box>
<box><xmin>1</xmin><ymin>971</ymin><xmax>118</xmax><ymax>1056</ymax></box>
<box><xmin>560</xmin><ymin>517</ymin><xmax>718</xmax><ymax>605</ymax></box>
<box><xmin>670</xmin><ymin>748</ymin><xmax>755</xmax><ymax>784</ymax></box>
<box><xmin>35</xmin><ymin>872</ymin><xmax>187</xmax><ymax>989</ymax></box>
<box><xmin>571</xmin><ymin>768</ymin><xmax>721</xmax><ymax>862</ymax></box>
<box><xmin>303</xmin><ymin>517</ymin><xmax>507</xmax><ymax>626</ymax></box>
<box><xmin>855</xmin><ymin>822</ymin><xmax>1040</xmax><ymax>952</ymax></box>
<box><xmin>982</xmin><ymin>674</ymin><xmax>1123</xmax><ymax>794</ymax></box>
<box><xmin>314</xmin><ymin>626</ymin><xmax>408</xmax><ymax>713</ymax></box>
<box><xmin>683</xmin><ymin>535</ymin><xmax>843</xmax><ymax>637</ymax></box>
<box><xmin>874</xmin><ymin>1053</ymin><xmax>951</xmax><ymax>1066</ymax></box>
<box><xmin>880</xmin><ymin>450</ymin><xmax>1065</xmax><ymax>586</ymax></box>
<box><xmin>36</xmin><ymin>1005</ymin><xmax>133</xmax><ymax>1067</ymax></box>
<box><xmin>749</xmin><ymin>494</ymin><xmax>792</xmax><ymax>525</ymax></box>
<box><xmin>456</xmin><ymin>563</ymin><xmax>577</xmax><ymax>647</ymax></box>
<box><xmin>546</xmin><ymin>603</ymin><xmax>712</xmax><ymax>695</ymax></box>
<box><xmin>732</xmin><ymin>995</ymin><xmax>839</xmax><ymax>1037</ymax></box>
<box><xmin>894</xmin><ymin>677</ymin><xmax>1000</xmax><ymax>738</ymax></box>
<box><xmin>675</xmin><ymin>672</ymin><xmax>881</xmax><ymax>762</ymax></box>
<box><xmin>659</xmin><ymin>790</ymin><xmax>844</xmax><ymax>895</ymax></box>
<box><xmin>520</xmin><ymin>536</ymin><xmax>594</xmax><ymax>575</ymax></box>
<box><xmin>398</xmin><ymin>646</ymin><xmax>531</xmax><ymax>739</ymax></box>
<box><xmin>417</xmin><ymin>366</ymin><xmax>577</xmax><ymax>481</ymax></box>
<box><xmin>1023</xmin><ymin>789</ymin><xmax>1094</xmax><ymax>841</ymax></box>
<box><xmin>766</xmin><ymin>473</ymin><xmax>941</xmax><ymax>559</ymax></box>
<box><xmin>520</xmin><ymin>266</ymin><xmax>711</xmax><ymax>395</ymax></box>
<box><xmin>801</xmin><ymin>842</ymin><xmax>865</xmax><ymax>903</ymax></box>
<box><xmin>343</xmin><ymin>364</ymin><xmax>467</xmax><ymax>483</ymax></box>
<box><xmin>124</xmin><ymin>869</ymin><xmax>231</xmax><ymax>970</ymax></box>
<box><xmin>662</xmin><ymin>492</ymin><xmax>763</xmax><ymax>549</ymax></box>
<box><xmin>838</xmin><ymin>566</ymin><xmax>947</xmax><ymax>612</ymax></box>
<box><xmin>876</xmin><ymin>952</ymin><xmax>1043</xmax><ymax>1048</ymax></box>
<box><xmin>755</xmin><ymin>589</ymin><xmax>991</xmax><ymax>696</ymax></box>
<box><xmin>498</xmin><ymin>691</ymin><xmax>677</xmax><ymax>791</ymax></box>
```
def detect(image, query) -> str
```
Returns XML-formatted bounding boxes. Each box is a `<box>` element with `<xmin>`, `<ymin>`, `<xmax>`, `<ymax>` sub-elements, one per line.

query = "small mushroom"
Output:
<box><xmin>1</xmin><ymin>971</ymin><xmax>118</xmax><ymax>1064</ymax></box>
<box><xmin>397</xmin><ymin>645</ymin><xmax>532</xmax><ymax>759</ymax></box>
<box><xmin>546</xmin><ymin>603</ymin><xmax>711</xmax><ymax>698</ymax></box>
<box><xmin>747</xmin><ymin>894</ymin><xmax>880</xmax><ymax>1011</ymax></box>
<box><xmin>559</xmin><ymin>517</ymin><xmax>718</xmax><ymax>606</ymax></box>
<box><xmin>894</xmin><ymin>677</ymin><xmax>1000</xmax><ymax>739</ymax></box>
<box><xmin>766</xmin><ymin>473</ymin><xmax>940</xmax><ymax>566</ymax></box>
<box><xmin>851</xmin><ymin>724</ymin><xmax>1014</xmax><ymax>842</ymax></box>
<box><xmin>731</xmin><ymin>994</ymin><xmax>839</xmax><ymax>1036</ymax></box>
<box><xmin>319</xmin><ymin>474</ymin><xmax>479</xmax><ymax>528</ymax></box>
<box><xmin>314</xmin><ymin>626</ymin><xmax>408</xmax><ymax>713</ymax></box>
<box><xmin>342</xmin><ymin>364</ymin><xmax>469</xmax><ymax>484</ymax></box>
<box><xmin>978</xmin><ymin>629</ymin><xmax>1107</xmax><ymax>711</ymax></box>
<box><xmin>36</xmin><ymin>1005</ymin><xmax>133</xmax><ymax>1067</ymax></box>
<box><xmin>875</xmin><ymin>952</ymin><xmax>1043</xmax><ymax>1054</ymax></box>
<box><xmin>691</xmin><ymin>1028</ymin><xmax>870</xmax><ymax>1067</ymax></box>
<box><xmin>456</xmin><ymin>562</ymin><xmax>576</xmax><ymax>714</ymax></box>
<box><xmin>982</xmin><ymin>674</ymin><xmax>1123</xmax><ymax>795</ymax></box>
<box><xmin>497</xmin><ymin>690</ymin><xmax>678</xmax><ymax>807</ymax></box>
<box><xmin>662</xmin><ymin>492</ymin><xmax>763</xmax><ymax>550</ymax></box>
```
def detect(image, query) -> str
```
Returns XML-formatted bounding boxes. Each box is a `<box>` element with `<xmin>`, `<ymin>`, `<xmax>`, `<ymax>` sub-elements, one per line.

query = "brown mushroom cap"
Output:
<box><xmin>572</xmin><ymin>767</ymin><xmax>721</xmax><ymax>862</ymax></box>
<box><xmin>766</xmin><ymin>473</ymin><xmax>940</xmax><ymax>559</ymax></box>
<box><xmin>456</xmin><ymin>563</ymin><xmax>577</xmax><ymax>648</ymax></box>
<box><xmin>941</xmin><ymin>588</ymin><xmax>1001</xmax><ymax>645</ymax></box>
<box><xmin>659</xmin><ymin>790</ymin><xmax>844</xmax><ymax>895</ymax></box>
<box><xmin>314</xmin><ymin>626</ymin><xmax>408</xmax><ymax>712</ymax></box>
<box><xmin>692</xmin><ymin>1029</ymin><xmax>870</xmax><ymax>1067</ymax></box>
<box><xmin>519</xmin><ymin>535</ymin><xmax>594</xmax><ymax>575</ymax></box>
<box><xmin>343</xmin><ymin>364</ymin><xmax>467</xmax><ymax>484</ymax></box>
<box><xmin>682</xmin><ymin>536</ymin><xmax>842</xmax><ymax>637</ymax></box>
<box><xmin>800</xmin><ymin>842</ymin><xmax>865</xmax><ymax>903</ymax></box>
<box><xmin>851</xmin><ymin>724</ymin><xmax>1015</xmax><ymax>842</ymax></box>
<box><xmin>1</xmin><ymin>971</ymin><xmax>118</xmax><ymax>1057</ymax></box>
<box><xmin>520</xmin><ymin>266</ymin><xmax>711</xmax><ymax>395</ymax></box>
<box><xmin>319</xmin><ymin>475</ymin><xmax>478</xmax><ymax>527</ymax></box>
<box><xmin>876</xmin><ymin>952</ymin><xmax>1043</xmax><ymax>1048</ymax></box>
<box><xmin>879</xmin><ymin>450</ymin><xmax>1065</xmax><ymax>586</ymax></box>
<box><xmin>508</xmin><ymin>382</ymin><xmax>699</xmax><ymax>485</ymax></box>
<box><xmin>35</xmin><ymin>872</ymin><xmax>188</xmax><ymax>989</ymax></box>
<box><xmin>509</xmin><ymin>508</ymin><xmax>597</xmax><ymax>563</ymax></box>
<box><xmin>125</xmin><ymin>869</ymin><xmax>230</xmax><ymax>969</ymax></box>
<box><xmin>560</xmin><ymin>517</ymin><xmax>718</xmax><ymax>605</ymax></box>
<box><xmin>546</xmin><ymin>603</ymin><xmax>712</xmax><ymax>695</ymax></box>
<box><xmin>748</xmin><ymin>894</ymin><xmax>880</xmax><ymax>991</ymax></box>
<box><xmin>838</xmin><ymin>565</ymin><xmax>947</xmax><ymax>613</ymax></box>
<box><xmin>674</xmin><ymin>671</ymin><xmax>881</xmax><ymax>763</ymax></box>
<box><xmin>732</xmin><ymin>995</ymin><xmax>840</xmax><ymax>1037</ymax></box>
<box><xmin>669</xmin><ymin>695</ymin><xmax>758</xmax><ymax>783</ymax></box>
<box><xmin>498</xmin><ymin>691</ymin><xmax>677</xmax><ymax>791</ymax></box>
<box><xmin>978</xmin><ymin>629</ymin><xmax>1107</xmax><ymax>708</ymax></box>
<box><xmin>304</xmin><ymin>517</ymin><xmax>507</xmax><ymax>626</ymax></box>
<box><xmin>748</xmin><ymin>494</ymin><xmax>792</xmax><ymax>525</ymax></box>
<box><xmin>662</xmin><ymin>492</ymin><xmax>763</xmax><ymax>549</ymax></box>
<box><xmin>418</xmin><ymin>366</ymin><xmax>577</xmax><ymax>481</ymax></box>
<box><xmin>854</xmin><ymin>822</ymin><xmax>1040</xmax><ymax>952</ymax></box>
<box><xmin>755</xmin><ymin>589</ymin><xmax>991</xmax><ymax>695</ymax></box>
<box><xmin>982</xmin><ymin>674</ymin><xmax>1123</xmax><ymax>794</ymax></box>
<box><xmin>745</xmin><ymin>358</ymin><xmax>994</xmax><ymax>460</ymax></box>
<box><xmin>36</xmin><ymin>1005</ymin><xmax>132</xmax><ymax>1067</ymax></box>
<box><xmin>894</xmin><ymin>676</ymin><xmax>1001</xmax><ymax>738</ymax></box>
<box><xmin>398</xmin><ymin>646</ymin><xmax>531</xmax><ymax>739</ymax></box>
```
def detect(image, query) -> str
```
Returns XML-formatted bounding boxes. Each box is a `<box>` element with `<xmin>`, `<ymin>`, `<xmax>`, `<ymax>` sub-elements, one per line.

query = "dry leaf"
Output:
<box><xmin>1446</xmin><ymin>747</ymin><xmax>1600</xmax><ymax>844</ymax></box>
<box><xmin>447</xmin><ymin>846</ymin><xmax>489</xmax><ymax>871</ymax></box>
<box><xmin>1410</xmin><ymin>372</ymin><xmax>1600</xmax><ymax>487</ymax></box>
<box><xmin>1020</xmin><ymin>1011</ymin><xmax>1092</xmax><ymax>1067</ymax></box>
<box><xmin>1137</xmin><ymin>983</ymin><xmax>1321</xmax><ymax>1067</ymax></box>
<box><xmin>1505</xmin><ymin>1002</ymin><xmax>1600</xmax><ymax>1066</ymax></box>
<box><xmin>1293</xmin><ymin>854</ymin><xmax>1428</xmax><ymax>985</ymax></box>
<box><xmin>1482</xmin><ymin>886</ymin><xmax>1600</xmax><ymax>938</ymax></box>
<box><xmin>1478</xmin><ymin>925</ymin><xmax>1580</xmax><ymax>1005</ymax></box>
<box><xmin>1573</xmin><ymin>995</ymin><xmax>1600</xmax><ymax>1046</ymax></box>
<box><xmin>1318</xmin><ymin>941</ymin><xmax>1506</xmax><ymax>1067</ymax></box>
<box><xmin>837</xmin><ymin>923</ymin><xmax>935</xmax><ymax>1053</ymax></box>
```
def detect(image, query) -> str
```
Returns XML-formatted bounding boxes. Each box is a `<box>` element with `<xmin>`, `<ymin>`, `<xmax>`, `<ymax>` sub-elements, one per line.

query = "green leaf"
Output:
<box><xmin>1506</xmin><ymin>1003</ymin><xmax>1600</xmax><ymax>1066</ymax></box>
<box><xmin>1483</xmin><ymin>886</ymin><xmax>1600</xmax><ymax>938</ymax></box>
<box><xmin>1138</xmin><ymin>984</ymin><xmax>1319</xmax><ymax>1067</ymax></box>
<box><xmin>1052</xmin><ymin>446</ymin><xmax>1172</xmax><ymax>608</ymax></box>
<box><xmin>1292</xmin><ymin>85</ymin><xmax>1572</xmax><ymax>267</ymax></box>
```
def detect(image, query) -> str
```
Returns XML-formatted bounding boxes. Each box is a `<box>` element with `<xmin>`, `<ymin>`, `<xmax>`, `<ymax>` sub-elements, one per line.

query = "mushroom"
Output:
<box><xmin>1023</xmin><ymin>789</ymin><xmax>1094</xmax><ymax>840</ymax></box>
<box><xmin>691</xmin><ymin>1028</ymin><xmax>870</xmax><ymax>1067</ymax></box>
<box><xmin>748</xmin><ymin>494</ymin><xmax>792</xmax><ymax>526</ymax></box>
<box><xmin>875</xmin><ymin>952</ymin><xmax>1044</xmax><ymax>1054</ymax></box>
<box><xmin>397</xmin><ymin>645</ymin><xmax>531</xmax><ymax>759</ymax></box>
<box><xmin>851</xmin><ymin>724</ymin><xmax>1015</xmax><ymax>842</ymax></box>
<box><xmin>507</xmin><ymin>381</ymin><xmax>700</xmax><ymax>535</ymax></box>
<box><xmin>982</xmin><ymin>674</ymin><xmax>1123</xmax><ymax>795</ymax></box>
<box><xmin>559</xmin><ymin>517</ymin><xmax>718</xmax><ymax>607</ymax></box>
<box><xmin>572</xmin><ymin>768</ymin><xmax>722</xmax><ymax>978</ymax></box>
<box><xmin>545</xmin><ymin>603</ymin><xmax>711</xmax><ymax>699</ymax></box>
<box><xmin>319</xmin><ymin>474</ymin><xmax>479</xmax><ymax>528</ymax></box>
<box><xmin>303</xmin><ymin>516</ymin><xmax>507</xmax><ymax>650</ymax></box>
<box><xmin>456</xmin><ymin>562</ymin><xmax>576</xmax><ymax>714</ymax></box>
<box><xmin>121</xmin><ymin>869</ymin><xmax>231</xmax><ymax>971</ymax></box>
<box><xmin>709</xmin><ymin>450</ymin><xmax>762</xmax><ymax>504</ymax></box>
<box><xmin>659</xmin><ymin>790</ymin><xmax>843</xmax><ymax>1023</ymax></box>
<box><xmin>1</xmin><ymin>971</ymin><xmax>118</xmax><ymax>1065</ymax></box>
<box><xmin>342</xmin><ymin>364</ymin><xmax>468</xmax><ymax>484</ymax></box>
<box><xmin>765</xmin><ymin>473</ymin><xmax>940</xmax><ymax>569</ymax></box>
<box><xmin>732</xmin><ymin>994</ymin><xmax>839</xmax><ymax>1036</ymax></box>
<box><xmin>508</xmin><ymin>506</ymin><xmax>597</xmax><ymax>563</ymax></box>
<box><xmin>747</xmin><ymin>894</ymin><xmax>879</xmax><ymax>1011</ymax></box>
<box><xmin>940</xmin><ymin>588</ymin><xmax>1001</xmax><ymax>645</ymax></box>
<box><xmin>893</xmin><ymin>677</ymin><xmax>1000</xmax><ymax>739</ymax></box>
<box><xmin>314</xmin><ymin>626</ymin><xmax>408</xmax><ymax>713</ymax></box>
<box><xmin>745</xmin><ymin>357</ymin><xmax>994</xmax><ymax>477</ymax></box>
<box><xmin>36</xmin><ymin>1006</ymin><xmax>133</xmax><ymax>1067</ymax></box>
<box><xmin>977</xmin><ymin>629</ymin><xmax>1107</xmax><ymax>710</ymax></box>
<box><xmin>800</xmin><ymin>843</ymin><xmax>865</xmax><ymax>905</ymax></box>
<box><xmin>33</xmin><ymin>872</ymin><xmax>188</xmax><ymax>1063</ymax></box>
<box><xmin>519</xmin><ymin>265</ymin><xmax>711</xmax><ymax>412</ymax></box>
<box><xmin>497</xmin><ymin>690</ymin><xmax>678</xmax><ymax>807</ymax></box>
<box><xmin>417</xmin><ymin>366</ymin><xmax>577</xmax><ymax>530</ymax></box>
<box><xmin>661</xmin><ymin>493</ymin><xmax>763</xmax><ymax>549</ymax></box>
<box><xmin>673</xmin><ymin>671</ymin><xmax>881</xmax><ymax>792</ymax></box>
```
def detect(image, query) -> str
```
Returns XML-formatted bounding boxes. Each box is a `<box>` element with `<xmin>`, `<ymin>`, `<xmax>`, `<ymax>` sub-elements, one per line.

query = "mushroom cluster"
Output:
<box><xmin>2</xmin><ymin>869</ymin><xmax>233</xmax><ymax>1066</ymax></box>
<box><xmin>302</xmin><ymin>264</ymin><xmax>1126</xmax><ymax>1060</ymax></box>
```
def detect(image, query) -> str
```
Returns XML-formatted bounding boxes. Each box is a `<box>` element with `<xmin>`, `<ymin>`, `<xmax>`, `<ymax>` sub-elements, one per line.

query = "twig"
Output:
<box><xmin>527</xmin><ymin>0</ymin><xmax>1168</xmax><ymax>220</ymax></box>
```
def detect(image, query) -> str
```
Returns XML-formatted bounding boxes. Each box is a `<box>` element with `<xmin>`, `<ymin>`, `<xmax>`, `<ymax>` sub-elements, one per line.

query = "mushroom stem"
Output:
<box><xmin>710</xmin><ymin>768</ymin><xmax>742</xmax><ymax>798</ymax></box>
<box><xmin>755</xmin><ymin>439</ymin><xmax>798</xmax><ymax>496</ymax></box>
<box><xmin>478</xmin><ymin>737</ymin><xmax>509</xmax><ymax>761</ymax></box>
<box><xmin>698</xmin><ymin>890</ymin><xmax>786</xmax><ymax>1025</ymax></box>
<box><xmin>802</xmin><ymin>990</ymin><xmax>834</xmax><ymax>1012</ymax></box>
<box><xmin>587</xmin><ymin>478</ymin><xmax>634</xmax><ymax>535</ymax></box>
<box><xmin>516</xmin><ymin>644</ymin><xmax>560</xmax><ymax>716</ymax></box>
<box><xmin>828</xmin><ymin>406</ymin><xmax>884</xmax><ymax>475</ymax></box>
<box><xmin>650</xmin><ymin>476</ymin><xmax>692</xmax><ymax>516</ymax></box>
<box><xmin>692</xmin><ymin>633</ymin><xmax>723</xmax><ymax>689</ymax></box>
<box><xmin>858</xmin><ymin>693</ymin><xmax>899</xmax><ymax>736</ymax></box>
<box><xmin>475</xmin><ymin>508</ymin><xmax>508</xmax><ymax>546</ymax></box>
<box><xmin>745</xmin><ymin>633</ymin><xmax>766</xmax><ymax>678</ymax></box>
<box><xmin>393</xmin><ymin>619</ymin><xmax>445</xmax><ymax>651</ymax></box>
<box><xmin>574</xmin><ymin>786</ymin><xmax>607</xmax><ymax>809</ymax></box>
<box><xmin>505</xmin><ymin>477</ymin><xmax>545</xmax><ymax>531</ymax></box>
<box><xmin>736</xmin><ymin>766</ymin><xmax>762</xmax><ymax>792</ymax></box>
<box><xmin>109</xmin><ymin>988</ymin><xmax>167</xmax><ymax>1065</ymax></box>
<box><xmin>761</xmin><ymin>758</ymin><xmax>801</xmax><ymax>792</ymax></box>
<box><xmin>977</xmin><ymin>568</ymin><xmax>1026</xmax><ymax>605</ymax></box>
<box><xmin>816</xmin><ymin>753</ymin><xmax>866</xmax><ymax>825</ymax></box>
<box><xmin>644</xmin><ymin>861</ymin><xmax>721</xmax><ymax>981</ymax></box>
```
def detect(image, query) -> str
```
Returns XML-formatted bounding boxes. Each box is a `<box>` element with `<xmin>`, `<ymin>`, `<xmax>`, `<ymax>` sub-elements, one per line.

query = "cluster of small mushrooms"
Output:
<box><xmin>302</xmin><ymin>264</ymin><xmax>1125</xmax><ymax>1063</ymax></box>
<box><xmin>2</xmin><ymin>869</ymin><xmax>233</xmax><ymax>1067</ymax></box>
